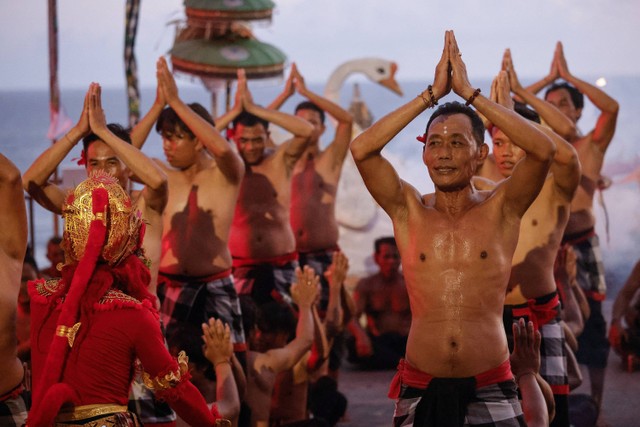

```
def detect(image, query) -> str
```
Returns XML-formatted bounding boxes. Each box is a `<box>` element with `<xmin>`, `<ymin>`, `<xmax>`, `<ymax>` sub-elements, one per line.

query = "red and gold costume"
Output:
<box><xmin>27</xmin><ymin>173</ymin><xmax>226</xmax><ymax>427</ymax></box>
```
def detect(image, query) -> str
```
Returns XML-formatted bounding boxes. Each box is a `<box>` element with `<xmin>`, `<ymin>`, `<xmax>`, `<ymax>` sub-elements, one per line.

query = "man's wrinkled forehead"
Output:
<box><xmin>427</xmin><ymin>113</ymin><xmax>472</xmax><ymax>137</ymax></box>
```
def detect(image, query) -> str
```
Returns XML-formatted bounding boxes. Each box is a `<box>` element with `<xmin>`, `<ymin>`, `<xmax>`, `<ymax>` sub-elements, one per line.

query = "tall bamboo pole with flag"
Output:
<box><xmin>125</xmin><ymin>0</ymin><xmax>141</xmax><ymax>128</ymax></box>
<box><xmin>46</xmin><ymin>0</ymin><xmax>72</xmax><ymax>240</ymax></box>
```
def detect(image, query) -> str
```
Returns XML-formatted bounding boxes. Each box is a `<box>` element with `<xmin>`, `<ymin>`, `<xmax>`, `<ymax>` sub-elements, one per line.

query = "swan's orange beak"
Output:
<box><xmin>379</xmin><ymin>62</ymin><xmax>403</xmax><ymax>96</ymax></box>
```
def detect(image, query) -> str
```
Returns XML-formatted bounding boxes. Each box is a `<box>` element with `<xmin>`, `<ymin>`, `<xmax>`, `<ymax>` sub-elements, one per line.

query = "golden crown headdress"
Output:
<box><xmin>61</xmin><ymin>171</ymin><xmax>145</xmax><ymax>266</ymax></box>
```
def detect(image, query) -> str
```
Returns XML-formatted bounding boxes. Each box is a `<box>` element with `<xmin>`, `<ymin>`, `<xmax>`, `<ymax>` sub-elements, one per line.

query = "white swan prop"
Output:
<box><xmin>323</xmin><ymin>58</ymin><xmax>403</xmax><ymax>275</ymax></box>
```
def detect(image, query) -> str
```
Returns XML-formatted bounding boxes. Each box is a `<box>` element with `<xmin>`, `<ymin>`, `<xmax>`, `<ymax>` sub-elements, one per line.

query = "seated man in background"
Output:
<box><xmin>347</xmin><ymin>236</ymin><xmax>410</xmax><ymax>370</ymax></box>
<box><xmin>40</xmin><ymin>236</ymin><xmax>63</xmax><ymax>279</ymax></box>
<box><xmin>609</xmin><ymin>258</ymin><xmax>640</xmax><ymax>371</ymax></box>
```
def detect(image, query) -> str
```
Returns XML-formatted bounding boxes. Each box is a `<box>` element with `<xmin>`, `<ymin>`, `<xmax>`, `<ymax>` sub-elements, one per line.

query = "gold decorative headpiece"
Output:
<box><xmin>61</xmin><ymin>171</ymin><xmax>144</xmax><ymax>266</ymax></box>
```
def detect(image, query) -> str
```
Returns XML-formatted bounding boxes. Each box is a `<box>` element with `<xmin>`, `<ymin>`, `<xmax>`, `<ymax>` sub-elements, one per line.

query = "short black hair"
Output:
<box><xmin>514</xmin><ymin>101</ymin><xmax>541</xmax><ymax>124</ymax></box>
<box><xmin>295</xmin><ymin>101</ymin><xmax>325</xmax><ymax>124</ymax></box>
<box><xmin>544</xmin><ymin>82</ymin><xmax>584</xmax><ymax>110</ymax></box>
<box><xmin>374</xmin><ymin>236</ymin><xmax>397</xmax><ymax>253</ymax></box>
<box><xmin>155</xmin><ymin>103</ymin><xmax>214</xmax><ymax>139</ymax></box>
<box><xmin>82</xmin><ymin>123</ymin><xmax>131</xmax><ymax>152</ymax></box>
<box><xmin>47</xmin><ymin>236</ymin><xmax>63</xmax><ymax>246</ymax></box>
<box><xmin>425</xmin><ymin>102</ymin><xmax>485</xmax><ymax>146</ymax></box>
<box><xmin>232</xmin><ymin>111</ymin><xmax>269</xmax><ymax>131</ymax></box>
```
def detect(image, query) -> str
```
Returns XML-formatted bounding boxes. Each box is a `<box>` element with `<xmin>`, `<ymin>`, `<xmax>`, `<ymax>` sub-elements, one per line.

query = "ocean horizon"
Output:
<box><xmin>1</xmin><ymin>75</ymin><xmax>639</xmax><ymax>295</ymax></box>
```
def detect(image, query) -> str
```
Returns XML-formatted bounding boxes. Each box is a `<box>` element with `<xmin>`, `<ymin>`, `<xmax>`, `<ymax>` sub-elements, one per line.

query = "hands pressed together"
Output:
<box><xmin>291</xmin><ymin>265</ymin><xmax>321</xmax><ymax>308</ymax></box>
<box><xmin>425</xmin><ymin>30</ymin><xmax>479</xmax><ymax>107</ymax></box>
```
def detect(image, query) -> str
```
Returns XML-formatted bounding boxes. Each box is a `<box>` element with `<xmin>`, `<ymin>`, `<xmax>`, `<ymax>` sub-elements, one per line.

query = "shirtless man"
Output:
<box><xmin>350</xmin><ymin>31</ymin><xmax>555</xmax><ymax>425</ymax></box>
<box><xmin>225</xmin><ymin>70</ymin><xmax>314</xmax><ymax>307</ymax></box>
<box><xmin>490</xmin><ymin>54</ymin><xmax>581</xmax><ymax>427</ymax></box>
<box><xmin>269</xmin><ymin>63</ymin><xmax>353</xmax><ymax>315</ymax></box>
<box><xmin>0</xmin><ymin>153</ymin><xmax>29</xmax><ymax>426</ymax></box>
<box><xmin>347</xmin><ymin>236</ymin><xmax>411</xmax><ymax>370</ymax></box>
<box><xmin>239</xmin><ymin>266</ymin><xmax>318</xmax><ymax>427</ymax></box>
<box><xmin>130</xmin><ymin>57</ymin><xmax>247</xmax><ymax>358</ymax></box>
<box><xmin>528</xmin><ymin>42</ymin><xmax>619</xmax><ymax>417</ymax></box>
<box><xmin>40</xmin><ymin>236</ymin><xmax>63</xmax><ymax>279</ymax></box>
<box><xmin>23</xmin><ymin>83</ymin><xmax>168</xmax><ymax>295</ymax></box>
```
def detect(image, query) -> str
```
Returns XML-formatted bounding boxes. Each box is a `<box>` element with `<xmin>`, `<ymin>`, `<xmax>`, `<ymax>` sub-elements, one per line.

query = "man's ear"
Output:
<box><xmin>194</xmin><ymin>138</ymin><xmax>204</xmax><ymax>151</ymax></box>
<box><xmin>478</xmin><ymin>143</ymin><xmax>489</xmax><ymax>161</ymax></box>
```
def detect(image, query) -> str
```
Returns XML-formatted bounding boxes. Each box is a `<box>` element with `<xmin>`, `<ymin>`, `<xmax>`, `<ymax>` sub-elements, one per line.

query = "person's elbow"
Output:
<box><xmin>217</xmin><ymin>399</ymin><xmax>241</xmax><ymax>421</ymax></box>
<box><xmin>606</xmin><ymin>99</ymin><xmax>620</xmax><ymax>116</ymax></box>
<box><xmin>148</xmin><ymin>169</ymin><xmax>168</xmax><ymax>194</ymax></box>
<box><xmin>350</xmin><ymin>135</ymin><xmax>377</xmax><ymax>163</ymax></box>
<box><xmin>0</xmin><ymin>163</ymin><xmax>21</xmax><ymax>187</ymax></box>
<box><xmin>299</xmin><ymin>122</ymin><xmax>314</xmax><ymax>138</ymax></box>
<box><xmin>536</xmin><ymin>134</ymin><xmax>557</xmax><ymax>164</ymax></box>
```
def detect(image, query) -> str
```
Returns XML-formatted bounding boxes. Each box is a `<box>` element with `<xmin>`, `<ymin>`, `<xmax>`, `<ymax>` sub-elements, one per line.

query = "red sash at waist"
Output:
<box><xmin>511</xmin><ymin>291</ymin><xmax>560</xmax><ymax>330</ymax></box>
<box><xmin>0</xmin><ymin>381</ymin><xmax>24</xmax><ymax>402</ymax></box>
<box><xmin>388</xmin><ymin>358</ymin><xmax>513</xmax><ymax>399</ymax></box>
<box><xmin>232</xmin><ymin>252</ymin><xmax>298</xmax><ymax>268</ymax></box>
<box><xmin>159</xmin><ymin>269</ymin><xmax>232</xmax><ymax>287</ymax></box>
<box><xmin>562</xmin><ymin>227</ymin><xmax>596</xmax><ymax>245</ymax></box>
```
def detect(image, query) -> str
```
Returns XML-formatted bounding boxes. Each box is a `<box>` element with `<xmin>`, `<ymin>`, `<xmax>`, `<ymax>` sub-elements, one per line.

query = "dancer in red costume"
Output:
<box><xmin>27</xmin><ymin>172</ymin><xmax>238</xmax><ymax>426</ymax></box>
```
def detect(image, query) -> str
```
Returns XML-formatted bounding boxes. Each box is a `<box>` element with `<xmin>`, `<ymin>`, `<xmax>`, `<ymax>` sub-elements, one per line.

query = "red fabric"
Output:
<box><xmin>550</xmin><ymin>384</ymin><xmax>570</xmax><ymax>395</ymax></box>
<box><xmin>29</xmin><ymin>188</ymin><xmax>110</xmax><ymax>425</ymax></box>
<box><xmin>160</xmin><ymin>269</ymin><xmax>232</xmax><ymax>287</ymax></box>
<box><xmin>388</xmin><ymin>358</ymin><xmax>513</xmax><ymax>399</ymax></box>
<box><xmin>0</xmin><ymin>382</ymin><xmax>24</xmax><ymax>402</ymax></box>
<box><xmin>29</xmin><ymin>288</ymin><xmax>220</xmax><ymax>426</ymax></box>
<box><xmin>512</xmin><ymin>293</ymin><xmax>561</xmax><ymax>331</ymax></box>
<box><xmin>232</xmin><ymin>252</ymin><xmax>299</xmax><ymax>268</ymax></box>
<box><xmin>561</xmin><ymin>227</ymin><xmax>596</xmax><ymax>245</ymax></box>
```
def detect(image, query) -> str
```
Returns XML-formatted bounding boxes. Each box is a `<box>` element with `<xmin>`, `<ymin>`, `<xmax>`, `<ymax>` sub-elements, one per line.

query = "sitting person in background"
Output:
<box><xmin>609</xmin><ymin>258</ymin><xmax>640</xmax><ymax>371</ymax></box>
<box><xmin>270</xmin><ymin>251</ymin><xmax>351</xmax><ymax>427</ymax></box>
<box><xmin>17</xmin><ymin>247</ymin><xmax>39</xmax><ymax>365</ymax></box>
<box><xmin>239</xmin><ymin>266</ymin><xmax>319</xmax><ymax>427</ymax></box>
<box><xmin>40</xmin><ymin>236</ymin><xmax>63</xmax><ymax>279</ymax></box>
<box><xmin>347</xmin><ymin>237</ymin><xmax>410</xmax><ymax>370</ymax></box>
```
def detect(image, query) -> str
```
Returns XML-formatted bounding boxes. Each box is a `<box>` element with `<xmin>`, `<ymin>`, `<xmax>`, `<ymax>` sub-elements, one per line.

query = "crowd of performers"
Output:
<box><xmin>2</xmin><ymin>30</ymin><xmax>637</xmax><ymax>427</ymax></box>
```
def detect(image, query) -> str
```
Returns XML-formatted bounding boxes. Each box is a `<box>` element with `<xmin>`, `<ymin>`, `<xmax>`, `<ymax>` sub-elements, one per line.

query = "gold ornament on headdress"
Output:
<box><xmin>61</xmin><ymin>170</ymin><xmax>145</xmax><ymax>266</ymax></box>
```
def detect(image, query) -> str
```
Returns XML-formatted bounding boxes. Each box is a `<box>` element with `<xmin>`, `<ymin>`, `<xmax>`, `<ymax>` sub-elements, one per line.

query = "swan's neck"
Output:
<box><xmin>324</xmin><ymin>59</ymin><xmax>377</xmax><ymax>103</ymax></box>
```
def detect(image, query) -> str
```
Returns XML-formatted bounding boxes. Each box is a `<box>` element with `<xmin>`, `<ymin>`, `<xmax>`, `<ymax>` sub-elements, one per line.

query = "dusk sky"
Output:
<box><xmin>1</xmin><ymin>0</ymin><xmax>639</xmax><ymax>91</ymax></box>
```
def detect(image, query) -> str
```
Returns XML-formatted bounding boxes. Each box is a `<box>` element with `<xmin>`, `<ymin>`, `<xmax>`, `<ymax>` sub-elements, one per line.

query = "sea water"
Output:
<box><xmin>0</xmin><ymin>76</ymin><xmax>638</xmax><ymax>294</ymax></box>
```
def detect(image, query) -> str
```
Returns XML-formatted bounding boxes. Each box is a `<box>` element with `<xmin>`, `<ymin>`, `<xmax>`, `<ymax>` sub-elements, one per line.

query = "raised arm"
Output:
<box><xmin>0</xmin><ymin>153</ymin><xmax>27</xmax><ymax>261</ymax></box>
<box><xmin>324</xmin><ymin>251</ymin><xmax>349</xmax><ymax>338</ymax></box>
<box><xmin>267</xmin><ymin>64</ymin><xmax>296</xmax><ymax>111</ymax></box>
<box><xmin>241</xmin><ymin>71</ymin><xmax>314</xmax><ymax>169</ymax></box>
<box><xmin>214</xmin><ymin>70</ymin><xmax>245</xmax><ymax>133</ymax></box>
<box><xmin>23</xmin><ymin>89</ymin><xmax>91</xmax><ymax>214</ymax></box>
<box><xmin>158</xmin><ymin>58</ymin><xmax>244</xmax><ymax>184</ymax></box>
<box><xmin>452</xmin><ymin>37</ymin><xmax>555</xmax><ymax>218</ymax></box>
<box><xmin>87</xmin><ymin>83</ymin><xmax>168</xmax><ymax>214</ymax></box>
<box><xmin>555</xmin><ymin>42</ymin><xmax>619</xmax><ymax>151</ymax></box>
<box><xmin>202</xmin><ymin>318</ymin><xmax>241</xmax><ymax>420</ymax></box>
<box><xmin>351</xmin><ymin>31</ymin><xmax>451</xmax><ymax>219</ymax></box>
<box><xmin>293</xmin><ymin>64</ymin><xmax>354</xmax><ymax>164</ymax></box>
<box><xmin>503</xmin><ymin>49</ymin><xmax>578</xmax><ymax>142</ymax></box>
<box><xmin>260</xmin><ymin>266</ymin><xmax>318</xmax><ymax>373</ymax></box>
<box><xmin>525</xmin><ymin>46</ymin><xmax>560</xmax><ymax>96</ymax></box>
<box><xmin>510</xmin><ymin>319</ymin><xmax>549</xmax><ymax>427</ymax></box>
<box><xmin>130</xmin><ymin>60</ymin><xmax>167</xmax><ymax>149</ymax></box>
